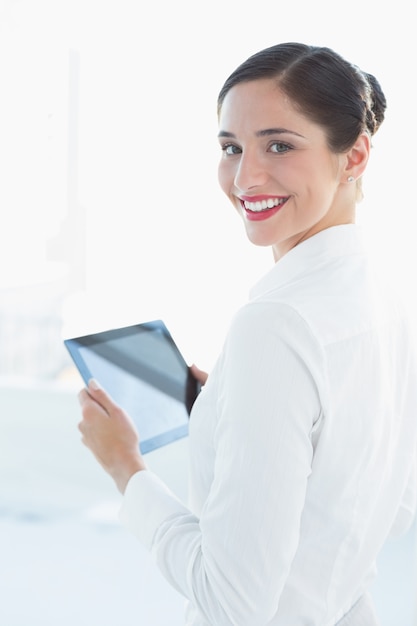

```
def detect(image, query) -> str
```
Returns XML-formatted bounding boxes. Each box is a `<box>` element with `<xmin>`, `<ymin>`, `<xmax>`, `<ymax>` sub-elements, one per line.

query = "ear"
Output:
<box><xmin>343</xmin><ymin>132</ymin><xmax>371</xmax><ymax>182</ymax></box>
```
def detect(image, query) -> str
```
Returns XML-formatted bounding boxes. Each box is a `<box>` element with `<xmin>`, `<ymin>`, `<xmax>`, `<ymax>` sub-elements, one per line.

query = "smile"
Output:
<box><xmin>242</xmin><ymin>197</ymin><xmax>289</xmax><ymax>212</ymax></box>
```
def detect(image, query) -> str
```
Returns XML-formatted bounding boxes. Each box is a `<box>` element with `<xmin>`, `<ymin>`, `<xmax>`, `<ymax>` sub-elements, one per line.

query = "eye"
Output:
<box><xmin>221</xmin><ymin>143</ymin><xmax>242</xmax><ymax>156</ymax></box>
<box><xmin>269</xmin><ymin>141</ymin><xmax>292</xmax><ymax>154</ymax></box>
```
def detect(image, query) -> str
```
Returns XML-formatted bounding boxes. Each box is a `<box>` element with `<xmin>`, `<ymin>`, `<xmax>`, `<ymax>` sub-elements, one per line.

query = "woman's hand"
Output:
<box><xmin>78</xmin><ymin>379</ymin><xmax>146</xmax><ymax>494</ymax></box>
<box><xmin>190</xmin><ymin>363</ymin><xmax>209</xmax><ymax>386</ymax></box>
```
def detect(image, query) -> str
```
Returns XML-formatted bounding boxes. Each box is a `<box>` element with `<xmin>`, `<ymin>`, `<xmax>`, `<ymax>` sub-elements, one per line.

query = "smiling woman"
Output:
<box><xmin>216</xmin><ymin>42</ymin><xmax>386</xmax><ymax>265</ymax></box>
<box><xmin>217</xmin><ymin>78</ymin><xmax>370</xmax><ymax>259</ymax></box>
<box><xmin>76</xmin><ymin>42</ymin><xmax>417</xmax><ymax>626</ymax></box>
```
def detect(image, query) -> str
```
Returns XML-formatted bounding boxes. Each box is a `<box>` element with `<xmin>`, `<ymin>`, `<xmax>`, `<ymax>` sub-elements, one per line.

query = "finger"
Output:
<box><xmin>190</xmin><ymin>363</ymin><xmax>209</xmax><ymax>385</ymax></box>
<box><xmin>85</xmin><ymin>378</ymin><xmax>121</xmax><ymax>416</ymax></box>
<box><xmin>78</xmin><ymin>386</ymin><xmax>110</xmax><ymax>431</ymax></box>
<box><xmin>78</xmin><ymin>387</ymin><xmax>91</xmax><ymax>405</ymax></box>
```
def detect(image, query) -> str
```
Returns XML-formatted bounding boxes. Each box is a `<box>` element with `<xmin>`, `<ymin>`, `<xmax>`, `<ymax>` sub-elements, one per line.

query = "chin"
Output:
<box><xmin>245</xmin><ymin>233</ymin><xmax>276</xmax><ymax>249</ymax></box>
<box><xmin>242</xmin><ymin>223</ymin><xmax>275</xmax><ymax>247</ymax></box>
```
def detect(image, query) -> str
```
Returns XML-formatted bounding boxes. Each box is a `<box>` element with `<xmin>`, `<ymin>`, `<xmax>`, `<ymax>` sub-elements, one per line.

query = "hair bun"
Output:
<box><xmin>364</xmin><ymin>72</ymin><xmax>387</xmax><ymax>135</ymax></box>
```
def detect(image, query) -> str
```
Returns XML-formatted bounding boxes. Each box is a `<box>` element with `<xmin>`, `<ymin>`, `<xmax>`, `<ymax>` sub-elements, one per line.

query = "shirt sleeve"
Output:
<box><xmin>120</xmin><ymin>301</ymin><xmax>325</xmax><ymax>625</ymax></box>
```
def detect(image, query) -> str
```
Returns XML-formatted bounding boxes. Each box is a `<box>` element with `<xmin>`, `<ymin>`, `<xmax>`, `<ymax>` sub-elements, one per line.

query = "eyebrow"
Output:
<box><xmin>218</xmin><ymin>127</ymin><xmax>306</xmax><ymax>139</ymax></box>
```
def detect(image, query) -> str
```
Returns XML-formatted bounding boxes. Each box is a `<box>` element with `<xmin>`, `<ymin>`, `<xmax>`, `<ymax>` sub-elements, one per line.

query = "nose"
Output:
<box><xmin>234</xmin><ymin>149</ymin><xmax>269</xmax><ymax>192</ymax></box>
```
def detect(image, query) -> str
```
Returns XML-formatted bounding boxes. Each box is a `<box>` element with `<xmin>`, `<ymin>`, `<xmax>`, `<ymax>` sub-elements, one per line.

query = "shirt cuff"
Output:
<box><xmin>119</xmin><ymin>469</ymin><xmax>189</xmax><ymax>549</ymax></box>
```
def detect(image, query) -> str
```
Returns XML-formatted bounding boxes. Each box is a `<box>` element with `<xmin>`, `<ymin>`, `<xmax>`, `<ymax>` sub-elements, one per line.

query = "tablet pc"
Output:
<box><xmin>64</xmin><ymin>320</ymin><xmax>200</xmax><ymax>454</ymax></box>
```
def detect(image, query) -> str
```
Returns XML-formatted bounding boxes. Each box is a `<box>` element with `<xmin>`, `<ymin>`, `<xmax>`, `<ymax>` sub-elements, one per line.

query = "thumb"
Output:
<box><xmin>86</xmin><ymin>378</ymin><xmax>119</xmax><ymax>415</ymax></box>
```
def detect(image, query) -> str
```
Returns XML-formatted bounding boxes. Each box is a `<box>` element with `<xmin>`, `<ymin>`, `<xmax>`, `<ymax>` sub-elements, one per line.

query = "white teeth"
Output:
<box><xmin>243</xmin><ymin>197</ymin><xmax>287</xmax><ymax>212</ymax></box>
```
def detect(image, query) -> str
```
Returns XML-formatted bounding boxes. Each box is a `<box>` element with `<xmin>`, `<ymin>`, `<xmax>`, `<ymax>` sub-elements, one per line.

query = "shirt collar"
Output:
<box><xmin>249</xmin><ymin>224</ymin><xmax>365</xmax><ymax>301</ymax></box>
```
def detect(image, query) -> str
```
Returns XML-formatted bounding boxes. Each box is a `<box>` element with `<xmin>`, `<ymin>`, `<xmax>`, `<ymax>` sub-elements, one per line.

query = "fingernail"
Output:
<box><xmin>88</xmin><ymin>378</ymin><xmax>102</xmax><ymax>391</ymax></box>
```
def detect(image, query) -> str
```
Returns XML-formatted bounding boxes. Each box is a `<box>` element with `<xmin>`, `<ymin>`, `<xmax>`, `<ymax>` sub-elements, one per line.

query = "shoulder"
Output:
<box><xmin>214</xmin><ymin>300</ymin><xmax>328</xmax><ymax>424</ymax></box>
<box><xmin>230</xmin><ymin>300</ymin><xmax>314</xmax><ymax>341</ymax></box>
<box><xmin>249</xmin><ymin>252</ymin><xmax>393</xmax><ymax>347</ymax></box>
<box><xmin>225</xmin><ymin>300</ymin><xmax>326</xmax><ymax>377</ymax></box>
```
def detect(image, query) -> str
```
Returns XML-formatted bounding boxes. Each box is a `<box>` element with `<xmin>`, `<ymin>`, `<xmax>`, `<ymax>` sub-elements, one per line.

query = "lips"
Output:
<box><xmin>239</xmin><ymin>196</ymin><xmax>289</xmax><ymax>221</ymax></box>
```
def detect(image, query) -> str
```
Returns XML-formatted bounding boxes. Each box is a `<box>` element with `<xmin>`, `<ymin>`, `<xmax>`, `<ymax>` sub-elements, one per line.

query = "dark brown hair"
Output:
<box><xmin>217</xmin><ymin>43</ymin><xmax>387</xmax><ymax>153</ymax></box>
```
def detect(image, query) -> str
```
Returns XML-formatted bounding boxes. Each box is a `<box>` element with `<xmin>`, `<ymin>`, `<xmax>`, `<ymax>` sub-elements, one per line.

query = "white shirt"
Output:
<box><xmin>120</xmin><ymin>225</ymin><xmax>417</xmax><ymax>625</ymax></box>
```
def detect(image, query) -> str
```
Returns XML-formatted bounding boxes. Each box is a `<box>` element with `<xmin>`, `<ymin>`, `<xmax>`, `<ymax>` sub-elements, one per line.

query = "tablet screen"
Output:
<box><xmin>64</xmin><ymin>320</ymin><xmax>200</xmax><ymax>453</ymax></box>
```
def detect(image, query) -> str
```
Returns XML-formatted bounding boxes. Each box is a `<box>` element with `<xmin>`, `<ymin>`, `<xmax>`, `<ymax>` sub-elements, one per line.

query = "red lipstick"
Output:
<box><xmin>239</xmin><ymin>195</ymin><xmax>289</xmax><ymax>222</ymax></box>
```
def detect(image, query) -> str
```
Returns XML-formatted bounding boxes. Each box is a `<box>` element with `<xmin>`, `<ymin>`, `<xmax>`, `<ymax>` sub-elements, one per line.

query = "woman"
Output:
<box><xmin>78</xmin><ymin>43</ymin><xmax>417</xmax><ymax>625</ymax></box>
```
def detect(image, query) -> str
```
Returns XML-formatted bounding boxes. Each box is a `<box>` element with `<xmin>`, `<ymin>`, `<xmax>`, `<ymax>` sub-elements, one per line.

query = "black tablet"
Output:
<box><xmin>64</xmin><ymin>320</ymin><xmax>200</xmax><ymax>454</ymax></box>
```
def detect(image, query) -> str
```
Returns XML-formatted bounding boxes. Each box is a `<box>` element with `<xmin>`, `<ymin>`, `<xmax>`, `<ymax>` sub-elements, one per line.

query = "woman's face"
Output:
<box><xmin>217</xmin><ymin>78</ymin><xmax>355</xmax><ymax>260</ymax></box>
